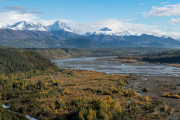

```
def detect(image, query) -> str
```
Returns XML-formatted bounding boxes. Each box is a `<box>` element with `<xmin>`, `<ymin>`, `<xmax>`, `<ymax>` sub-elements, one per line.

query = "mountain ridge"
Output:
<box><xmin>0</xmin><ymin>21</ymin><xmax>79</xmax><ymax>40</ymax></box>
<box><xmin>83</xmin><ymin>27</ymin><xmax>140</xmax><ymax>37</ymax></box>
<box><xmin>1</xmin><ymin>20</ymin><xmax>75</xmax><ymax>33</ymax></box>
<box><xmin>0</xmin><ymin>21</ymin><xmax>180</xmax><ymax>48</ymax></box>
<box><xmin>46</xmin><ymin>20</ymin><xmax>73</xmax><ymax>32</ymax></box>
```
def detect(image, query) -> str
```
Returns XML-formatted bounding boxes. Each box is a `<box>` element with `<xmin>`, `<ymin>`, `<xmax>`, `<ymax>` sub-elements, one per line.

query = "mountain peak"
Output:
<box><xmin>11</xmin><ymin>21</ymin><xmax>26</xmax><ymax>27</ymax></box>
<box><xmin>8</xmin><ymin>21</ymin><xmax>47</xmax><ymax>31</ymax></box>
<box><xmin>54</xmin><ymin>20</ymin><xmax>63</xmax><ymax>24</ymax></box>
<box><xmin>99</xmin><ymin>27</ymin><xmax>112</xmax><ymax>31</ymax></box>
<box><xmin>83</xmin><ymin>29</ymin><xmax>140</xmax><ymax>36</ymax></box>
<box><xmin>0</xmin><ymin>20</ymin><xmax>75</xmax><ymax>33</ymax></box>
<box><xmin>46</xmin><ymin>20</ymin><xmax>73</xmax><ymax>32</ymax></box>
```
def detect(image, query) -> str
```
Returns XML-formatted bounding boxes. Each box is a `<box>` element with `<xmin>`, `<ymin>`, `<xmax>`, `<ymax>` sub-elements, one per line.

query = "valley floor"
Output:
<box><xmin>2</xmin><ymin>69</ymin><xmax>180</xmax><ymax>120</ymax></box>
<box><xmin>125</xmin><ymin>75</ymin><xmax>180</xmax><ymax>120</ymax></box>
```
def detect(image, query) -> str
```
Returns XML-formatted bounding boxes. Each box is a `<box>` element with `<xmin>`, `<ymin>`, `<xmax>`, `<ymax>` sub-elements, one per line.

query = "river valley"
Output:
<box><xmin>53</xmin><ymin>56</ymin><xmax>180</xmax><ymax>77</ymax></box>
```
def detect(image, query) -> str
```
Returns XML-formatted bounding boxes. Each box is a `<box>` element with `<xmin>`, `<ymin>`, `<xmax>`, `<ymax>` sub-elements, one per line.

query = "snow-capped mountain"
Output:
<box><xmin>7</xmin><ymin>21</ymin><xmax>47</xmax><ymax>31</ymax></box>
<box><xmin>46</xmin><ymin>20</ymin><xmax>74</xmax><ymax>32</ymax></box>
<box><xmin>0</xmin><ymin>20</ymin><xmax>75</xmax><ymax>33</ymax></box>
<box><xmin>83</xmin><ymin>27</ymin><xmax>141</xmax><ymax>36</ymax></box>
<box><xmin>0</xmin><ymin>23</ymin><xmax>9</xmax><ymax>29</ymax></box>
<box><xmin>122</xmin><ymin>30</ymin><xmax>140</xmax><ymax>36</ymax></box>
<box><xmin>1</xmin><ymin>22</ymin><xmax>180</xmax><ymax>48</ymax></box>
<box><xmin>0</xmin><ymin>20</ymin><xmax>79</xmax><ymax>40</ymax></box>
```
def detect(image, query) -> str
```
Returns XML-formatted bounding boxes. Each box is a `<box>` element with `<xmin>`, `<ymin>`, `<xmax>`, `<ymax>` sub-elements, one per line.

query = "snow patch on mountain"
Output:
<box><xmin>46</xmin><ymin>20</ymin><xmax>74</xmax><ymax>32</ymax></box>
<box><xmin>83</xmin><ymin>27</ymin><xmax>141</xmax><ymax>36</ymax></box>
<box><xmin>7</xmin><ymin>21</ymin><xmax>47</xmax><ymax>31</ymax></box>
<box><xmin>0</xmin><ymin>23</ymin><xmax>9</xmax><ymax>29</ymax></box>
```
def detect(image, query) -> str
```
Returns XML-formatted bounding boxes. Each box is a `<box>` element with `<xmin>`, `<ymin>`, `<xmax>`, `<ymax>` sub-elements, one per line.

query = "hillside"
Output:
<box><xmin>0</xmin><ymin>49</ymin><xmax>58</xmax><ymax>80</ymax></box>
<box><xmin>0</xmin><ymin>29</ymin><xmax>64</xmax><ymax>40</ymax></box>
<box><xmin>0</xmin><ymin>38</ymin><xmax>98</xmax><ymax>48</ymax></box>
<box><xmin>101</xmin><ymin>34</ymin><xmax>180</xmax><ymax>48</ymax></box>
<box><xmin>31</xmin><ymin>47</ymin><xmax>171</xmax><ymax>60</ymax></box>
<box><xmin>0</xmin><ymin>48</ymin><xmax>60</xmax><ymax>119</ymax></box>
<box><xmin>1</xmin><ymin>33</ymin><xmax>180</xmax><ymax>48</ymax></box>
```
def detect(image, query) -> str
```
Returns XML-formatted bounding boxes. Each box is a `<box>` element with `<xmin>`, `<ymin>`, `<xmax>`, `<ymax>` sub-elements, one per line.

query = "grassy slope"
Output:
<box><xmin>0</xmin><ymin>38</ymin><xmax>99</xmax><ymax>48</ymax></box>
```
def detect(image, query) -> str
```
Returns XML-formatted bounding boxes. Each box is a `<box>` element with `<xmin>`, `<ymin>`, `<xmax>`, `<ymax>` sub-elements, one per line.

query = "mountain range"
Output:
<box><xmin>0</xmin><ymin>21</ymin><xmax>81</xmax><ymax>40</ymax></box>
<box><xmin>0</xmin><ymin>21</ymin><xmax>180</xmax><ymax>48</ymax></box>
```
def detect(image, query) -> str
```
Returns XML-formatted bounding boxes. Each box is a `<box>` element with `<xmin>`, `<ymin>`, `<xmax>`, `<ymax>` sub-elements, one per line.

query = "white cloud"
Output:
<box><xmin>161</xmin><ymin>2</ymin><xmax>170</xmax><ymax>4</ymax></box>
<box><xmin>168</xmin><ymin>18</ymin><xmax>180</xmax><ymax>24</ymax></box>
<box><xmin>67</xmin><ymin>19</ymin><xmax>164</xmax><ymax>35</ymax></box>
<box><xmin>3</xmin><ymin>6</ymin><xmax>27</xmax><ymax>14</ymax></box>
<box><xmin>143</xmin><ymin>3</ymin><xmax>180</xmax><ymax>17</ymax></box>
<box><xmin>0</xmin><ymin>10</ymin><xmax>73</xmax><ymax>25</ymax></box>
<box><xmin>0</xmin><ymin>11</ymin><xmax>38</xmax><ymax>24</ymax></box>
<box><xmin>139</xmin><ymin>3</ymin><xmax>143</xmax><ymax>5</ymax></box>
<box><xmin>2</xmin><ymin>6</ymin><xmax>43</xmax><ymax>14</ymax></box>
<box><xmin>121</xmin><ymin>18</ymin><xmax>135</xmax><ymax>22</ymax></box>
<box><xmin>67</xmin><ymin>19</ymin><xmax>180</xmax><ymax>39</ymax></box>
<box><xmin>167</xmin><ymin>32</ymin><xmax>180</xmax><ymax>39</ymax></box>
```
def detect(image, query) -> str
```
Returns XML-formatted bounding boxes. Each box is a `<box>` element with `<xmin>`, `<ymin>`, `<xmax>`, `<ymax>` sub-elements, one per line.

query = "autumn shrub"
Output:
<box><xmin>142</xmin><ymin>87</ymin><xmax>149</xmax><ymax>92</ymax></box>
<box><xmin>19</xmin><ymin>106</ymin><xmax>26</xmax><ymax>114</ymax></box>
<box><xmin>124</xmin><ymin>89</ymin><xmax>137</xmax><ymax>97</ymax></box>
<box><xmin>144</xmin><ymin>105</ymin><xmax>155</xmax><ymax>112</ymax></box>
<box><xmin>161</xmin><ymin>92</ymin><xmax>180</xmax><ymax>98</ymax></box>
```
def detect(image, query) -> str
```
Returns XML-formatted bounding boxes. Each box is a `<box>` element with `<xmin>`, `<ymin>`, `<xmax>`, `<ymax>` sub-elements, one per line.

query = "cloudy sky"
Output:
<box><xmin>0</xmin><ymin>0</ymin><xmax>180</xmax><ymax>38</ymax></box>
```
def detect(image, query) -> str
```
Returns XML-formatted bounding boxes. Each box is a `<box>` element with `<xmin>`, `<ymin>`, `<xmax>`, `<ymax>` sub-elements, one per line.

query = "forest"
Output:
<box><xmin>0</xmin><ymin>48</ymin><xmax>59</xmax><ymax>80</ymax></box>
<box><xmin>28</xmin><ymin>47</ymin><xmax>170</xmax><ymax>60</ymax></box>
<box><xmin>142</xmin><ymin>49</ymin><xmax>180</xmax><ymax>63</ymax></box>
<box><xmin>115</xmin><ymin>49</ymin><xmax>180</xmax><ymax>64</ymax></box>
<box><xmin>0</xmin><ymin>48</ymin><xmax>59</xmax><ymax>119</ymax></box>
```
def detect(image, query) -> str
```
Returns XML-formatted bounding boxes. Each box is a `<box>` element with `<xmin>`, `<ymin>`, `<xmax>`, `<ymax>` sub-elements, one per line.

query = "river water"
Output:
<box><xmin>53</xmin><ymin>56</ymin><xmax>180</xmax><ymax>77</ymax></box>
<box><xmin>2</xmin><ymin>104</ymin><xmax>38</xmax><ymax>120</ymax></box>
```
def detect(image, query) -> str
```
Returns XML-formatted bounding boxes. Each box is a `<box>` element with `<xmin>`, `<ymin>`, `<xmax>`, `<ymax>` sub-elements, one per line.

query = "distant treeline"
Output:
<box><xmin>22</xmin><ymin>47</ymin><xmax>171</xmax><ymax>60</ymax></box>
<box><xmin>142</xmin><ymin>50</ymin><xmax>180</xmax><ymax>63</ymax></box>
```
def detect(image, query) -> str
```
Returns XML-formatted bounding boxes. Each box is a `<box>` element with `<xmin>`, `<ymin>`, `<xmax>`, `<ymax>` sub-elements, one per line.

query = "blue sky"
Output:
<box><xmin>0</xmin><ymin>0</ymin><xmax>180</xmax><ymax>38</ymax></box>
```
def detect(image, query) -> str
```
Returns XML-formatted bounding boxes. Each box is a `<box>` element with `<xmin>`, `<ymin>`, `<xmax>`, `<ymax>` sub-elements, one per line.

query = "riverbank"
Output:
<box><xmin>99</xmin><ymin>56</ymin><xmax>180</xmax><ymax>68</ymax></box>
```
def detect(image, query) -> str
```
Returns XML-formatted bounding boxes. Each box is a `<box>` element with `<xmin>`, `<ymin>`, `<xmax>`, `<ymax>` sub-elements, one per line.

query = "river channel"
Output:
<box><xmin>53</xmin><ymin>56</ymin><xmax>180</xmax><ymax>77</ymax></box>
